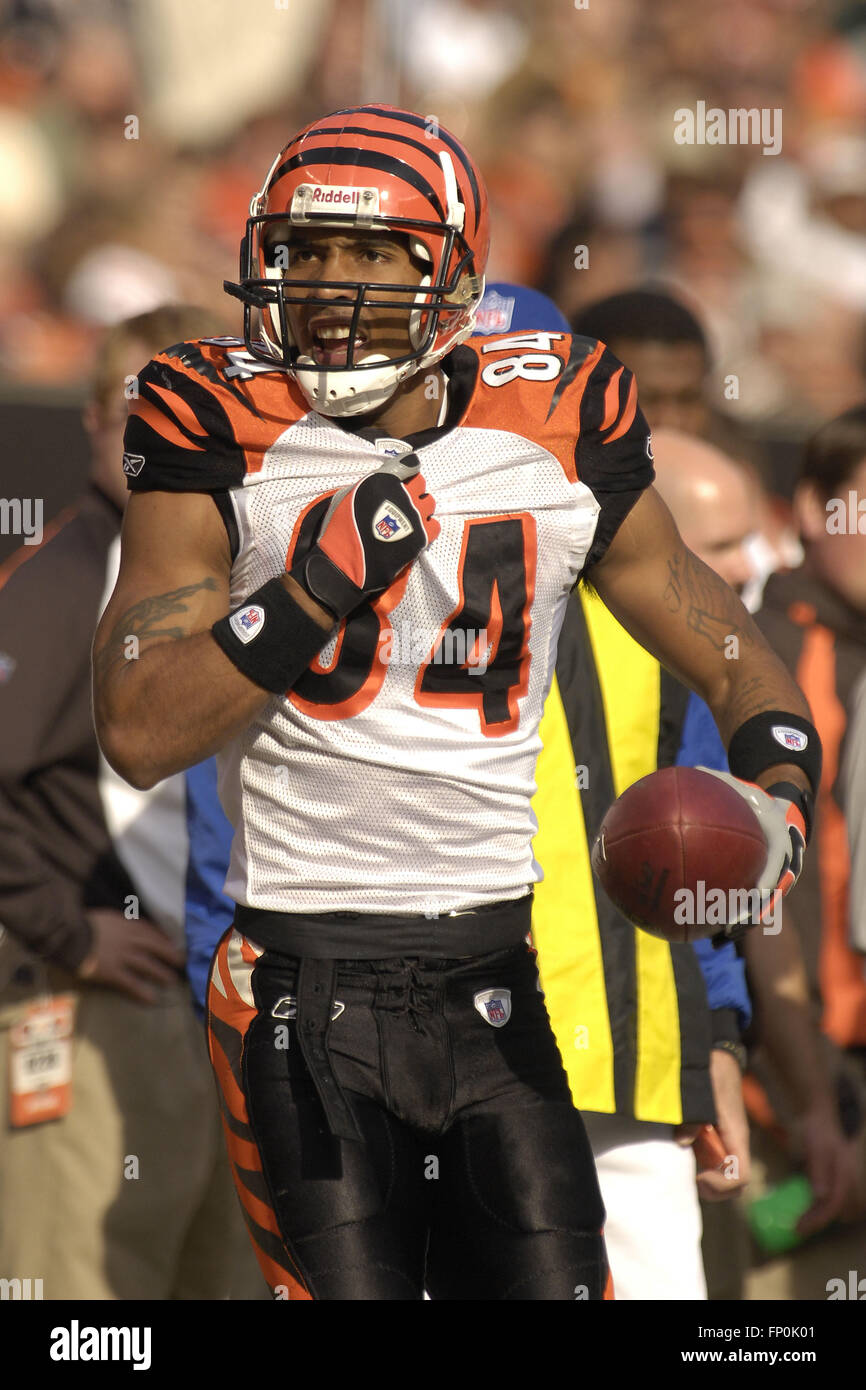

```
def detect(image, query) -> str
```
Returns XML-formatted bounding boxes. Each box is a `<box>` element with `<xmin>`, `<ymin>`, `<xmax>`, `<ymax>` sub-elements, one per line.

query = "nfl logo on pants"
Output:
<box><xmin>474</xmin><ymin>989</ymin><xmax>511</xmax><ymax>1027</ymax></box>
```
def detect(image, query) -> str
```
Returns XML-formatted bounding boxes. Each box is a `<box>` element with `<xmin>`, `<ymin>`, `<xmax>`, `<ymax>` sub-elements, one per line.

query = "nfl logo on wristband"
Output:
<box><xmin>229</xmin><ymin>605</ymin><xmax>265</xmax><ymax>644</ymax></box>
<box><xmin>772</xmin><ymin>725</ymin><xmax>809</xmax><ymax>752</ymax></box>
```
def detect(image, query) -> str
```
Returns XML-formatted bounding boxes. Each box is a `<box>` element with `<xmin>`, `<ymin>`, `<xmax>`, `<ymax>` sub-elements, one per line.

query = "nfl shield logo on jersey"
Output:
<box><xmin>372</xmin><ymin>502</ymin><xmax>412</xmax><ymax>542</ymax></box>
<box><xmin>474</xmin><ymin>988</ymin><xmax>512</xmax><ymax>1027</ymax></box>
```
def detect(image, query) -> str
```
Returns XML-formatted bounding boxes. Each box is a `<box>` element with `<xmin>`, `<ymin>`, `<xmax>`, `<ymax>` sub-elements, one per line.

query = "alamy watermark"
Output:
<box><xmin>674</xmin><ymin>101</ymin><xmax>782</xmax><ymax>157</ymax></box>
<box><xmin>1</xmin><ymin>1276</ymin><xmax>43</xmax><ymax>1299</ymax></box>
<box><xmin>673</xmin><ymin>882</ymin><xmax>780</xmax><ymax>933</ymax></box>
<box><xmin>50</xmin><ymin>1320</ymin><xmax>151</xmax><ymax>1370</ymax></box>
<box><xmin>825</xmin><ymin>492</ymin><xmax>866</xmax><ymax>534</ymax></box>
<box><xmin>0</xmin><ymin>498</ymin><xmax>43</xmax><ymax>546</ymax></box>
<box><xmin>380</xmin><ymin>621</ymin><xmax>490</xmax><ymax>674</ymax></box>
<box><xmin>826</xmin><ymin>1270</ymin><xmax>865</xmax><ymax>1299</ymax></box>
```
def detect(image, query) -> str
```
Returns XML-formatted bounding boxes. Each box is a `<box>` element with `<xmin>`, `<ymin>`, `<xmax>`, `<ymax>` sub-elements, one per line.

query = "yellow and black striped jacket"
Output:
<box><xmin>531</xmin><ymin>588</ymin><xmax>714</xmax><ymax>1125</ymax></box>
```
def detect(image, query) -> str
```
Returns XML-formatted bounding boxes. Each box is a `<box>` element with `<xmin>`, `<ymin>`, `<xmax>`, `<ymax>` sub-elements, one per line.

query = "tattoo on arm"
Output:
<box><xmin>662</xmin><ymin>546</ymin><xmax>757</xmax><ymax>653</ymax></box>
<box><xmin>663</xmin><ymin>549</ymin><xmax>809</xmax><ymax>733</ymax></box>
<box><xmin>94</xmin><ymin>578</ymin><xmax>219</xmax><ymax>680</ymax></box>
<box><xmin>725</xmin><ymin>673</ymin><xmax>775</xmax><ymax>726</ymax></box>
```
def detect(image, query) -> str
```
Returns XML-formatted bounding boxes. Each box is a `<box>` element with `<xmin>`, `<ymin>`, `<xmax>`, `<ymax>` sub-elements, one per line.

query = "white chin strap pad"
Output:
<box><xmin>294</xmin><ymin>352</ymin><xmax>411</xmax><ymax>417</ymax></box>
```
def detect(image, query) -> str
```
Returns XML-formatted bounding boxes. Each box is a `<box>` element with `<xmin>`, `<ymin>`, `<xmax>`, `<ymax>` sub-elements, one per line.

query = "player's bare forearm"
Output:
<box><xmin>589</xmin><ymin>487</ymin><xmax>812</xmax><ymax>792</ymax></box>
<box><xmin>94</xmin><ymin>574</ymin><xmax>331</xmax><ymax>788</ymax></box>
<box><xmin>92</xmin><ymin>490</ymin><xmax>331</xmax><ymax>789</ymax></box>
<box><xmin>94</xmin><ymin>594</ymin><xmax>271</xmax><ymax>788</ymax></box>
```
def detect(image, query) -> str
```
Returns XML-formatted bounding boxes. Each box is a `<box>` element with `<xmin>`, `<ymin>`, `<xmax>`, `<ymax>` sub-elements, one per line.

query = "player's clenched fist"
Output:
<box><xmin>291</xmin><ymin>460</ymin><xmax>440</xmax><ymax>621</ymax></box>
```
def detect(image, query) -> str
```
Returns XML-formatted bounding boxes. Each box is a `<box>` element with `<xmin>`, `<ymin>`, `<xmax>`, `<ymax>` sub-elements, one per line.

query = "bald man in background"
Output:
<box><xmin>650</xmin><ymin>429</ymin><xmax>800</xmax><ymax>617</ymax></box>
<box><xmin>651</xmin><ymin>431</ymin><xmax>756</xmax><ymax>595</ymax></box>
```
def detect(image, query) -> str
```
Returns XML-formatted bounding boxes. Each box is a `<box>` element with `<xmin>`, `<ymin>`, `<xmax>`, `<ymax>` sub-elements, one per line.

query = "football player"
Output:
<box><xmin>93</xmin><ymin>106</ymin><xmax>820</xmax><ymax>1301</ymax></box>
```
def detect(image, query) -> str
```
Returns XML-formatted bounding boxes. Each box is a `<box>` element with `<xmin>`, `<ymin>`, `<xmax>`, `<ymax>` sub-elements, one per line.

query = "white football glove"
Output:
<box><xmin>695</xmin><ymin>767</ymin><xmax>808</xmax><ymax>941</ymax></box>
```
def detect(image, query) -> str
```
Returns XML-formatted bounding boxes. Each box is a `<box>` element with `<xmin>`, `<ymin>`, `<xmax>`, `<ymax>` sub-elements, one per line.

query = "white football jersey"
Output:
<box><xmin>125</xmin><ymin>331</ymin><xmax>653</xmax><ymax>913</ymax></box>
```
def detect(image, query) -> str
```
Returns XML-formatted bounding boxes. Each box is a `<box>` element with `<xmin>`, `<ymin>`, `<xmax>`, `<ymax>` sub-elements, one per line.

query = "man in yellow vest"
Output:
<box><xmin>531</xmin><ymin>428</ymin><xmax>758</xmax><ymax>1299</ymax></box>
<box><xmin>532</xmin><ymin>425</ymin><xmax>855</xmax><ymax>1299</ymax></box>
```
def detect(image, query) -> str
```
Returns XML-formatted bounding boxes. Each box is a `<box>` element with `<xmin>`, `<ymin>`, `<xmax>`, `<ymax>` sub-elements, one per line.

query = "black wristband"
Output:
<box><xmin>712</xmin><ymin>1039</ymin><xmax>748</xmax><ymax>1073</ymax></box>
<box><xmin>728</xmin><ymin>711</ymin><xmax>822</xmax><ymax>796</ymax></box>
<box><xmin>211</xmin><ymin>577</ymin><xmax>332</xmax><ymax>694</ymax></box>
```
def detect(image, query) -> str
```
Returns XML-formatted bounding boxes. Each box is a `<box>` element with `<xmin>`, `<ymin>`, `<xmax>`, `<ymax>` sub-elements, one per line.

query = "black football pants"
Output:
<box><xmin>207</xmin><ymin>934</ymin><xmax>610</xmax><ymax>1300</ymax></box>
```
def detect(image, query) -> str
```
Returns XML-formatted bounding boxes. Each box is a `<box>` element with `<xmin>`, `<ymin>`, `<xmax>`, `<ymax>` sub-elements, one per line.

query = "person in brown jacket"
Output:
<box><xmin>745</xmin><ymin>403</ymin><xmax>866</xmax><ymax>1298</ymax></box>
<box><xmin>0</xmin><ymin>305</ymin><xmax>263</xmax><ymax>1299</ymax></box>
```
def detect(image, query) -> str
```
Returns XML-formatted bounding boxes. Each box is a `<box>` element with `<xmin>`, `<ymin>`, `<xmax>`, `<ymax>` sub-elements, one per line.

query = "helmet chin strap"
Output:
<box><xmin>295</xmin><ymin>354</ymin><xmax>450</xmax><ymax>424</ymax></box>
<box><xmin>294</xmin><ymin>352</ymin><xmax>409</xmax><ymax>417</ymax></box>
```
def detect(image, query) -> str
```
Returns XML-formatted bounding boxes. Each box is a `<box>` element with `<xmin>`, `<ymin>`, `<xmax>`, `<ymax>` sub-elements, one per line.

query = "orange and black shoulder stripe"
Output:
<box><xmin>124</xmin><ymin>339</ymin><xmax>308</xmax><ymax>493</ymax></box>
<box><xmin>463</xmin><ymin>334</ymin><xmax>653</xmax><ymax>496</ymax></box>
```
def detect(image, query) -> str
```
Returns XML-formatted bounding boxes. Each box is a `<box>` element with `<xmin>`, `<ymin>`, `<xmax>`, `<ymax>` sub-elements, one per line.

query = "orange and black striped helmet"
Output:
<box><xmin>224</xmin><ymin>104</ymin><xmax>490</xmax><ymax>416</ymax></box>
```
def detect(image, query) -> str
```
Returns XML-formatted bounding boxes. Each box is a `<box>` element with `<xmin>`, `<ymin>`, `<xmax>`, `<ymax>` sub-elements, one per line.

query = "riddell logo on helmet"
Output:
<box><xmin>312</xmin><ymin>187</ymin><xmax>360</xmax><ymax>205</ymax></box>
<box><xmin>292</xmin><ymin>184</ymin><xmax>381</xmax><ymax>218</ymax></box>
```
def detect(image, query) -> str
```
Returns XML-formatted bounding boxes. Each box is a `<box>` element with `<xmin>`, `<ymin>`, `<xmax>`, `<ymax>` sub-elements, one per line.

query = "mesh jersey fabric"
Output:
<box><xmin>128</xmin><ymin>331</ymin><xmax>652</xmax><ymax>914</ymax></box>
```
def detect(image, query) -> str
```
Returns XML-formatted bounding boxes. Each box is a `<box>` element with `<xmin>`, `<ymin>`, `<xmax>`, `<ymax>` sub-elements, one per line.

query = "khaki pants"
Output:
<box><xmin>0</xmin><ymin>937</ymin><xmax>267</xmax><ymax>1300</ymax></box>
<box><xmin>702</xmin><ymin>1118</ymin><xmax>866</xmax><ymax>1302</ymax></box>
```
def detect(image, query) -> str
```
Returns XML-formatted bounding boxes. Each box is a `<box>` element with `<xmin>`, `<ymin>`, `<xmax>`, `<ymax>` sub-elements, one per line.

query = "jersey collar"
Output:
<box><xmin>333</xmin><ymin>345</ymin><xmax>478</xmax><ymax>452</ymax></box>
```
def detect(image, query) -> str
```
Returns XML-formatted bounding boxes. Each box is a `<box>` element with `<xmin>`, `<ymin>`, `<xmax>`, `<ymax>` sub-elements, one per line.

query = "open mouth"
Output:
<box><xmin>308</xmin><ymin>321</ymin><xmax>368</xmax><ymax>367</ymax></box>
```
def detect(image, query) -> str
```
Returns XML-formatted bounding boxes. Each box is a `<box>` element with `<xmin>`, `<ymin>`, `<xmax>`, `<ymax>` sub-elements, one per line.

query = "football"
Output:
<box><xmin>590</xmin><ymin>766</ymin><xmax>769</xmax><ymax>943</ymax></box>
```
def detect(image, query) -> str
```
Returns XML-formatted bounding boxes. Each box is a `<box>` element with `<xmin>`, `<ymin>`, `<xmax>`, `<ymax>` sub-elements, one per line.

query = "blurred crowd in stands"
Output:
<box><xmin>1</xmin><ymin>0</ymin><xmax>865</xmax><ymax>488</ymax></box>
<box><xmin>2</xmin><ymin>0</ymin><xmax>866</xmax><ymax>1306</ymax></box>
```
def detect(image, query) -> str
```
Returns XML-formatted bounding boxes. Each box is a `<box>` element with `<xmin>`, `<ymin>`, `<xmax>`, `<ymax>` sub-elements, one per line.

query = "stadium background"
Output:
<box><xmin>2</xmin><ymin>0</ymin><xmax>866</xmax><ymax>549</ymax></box>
